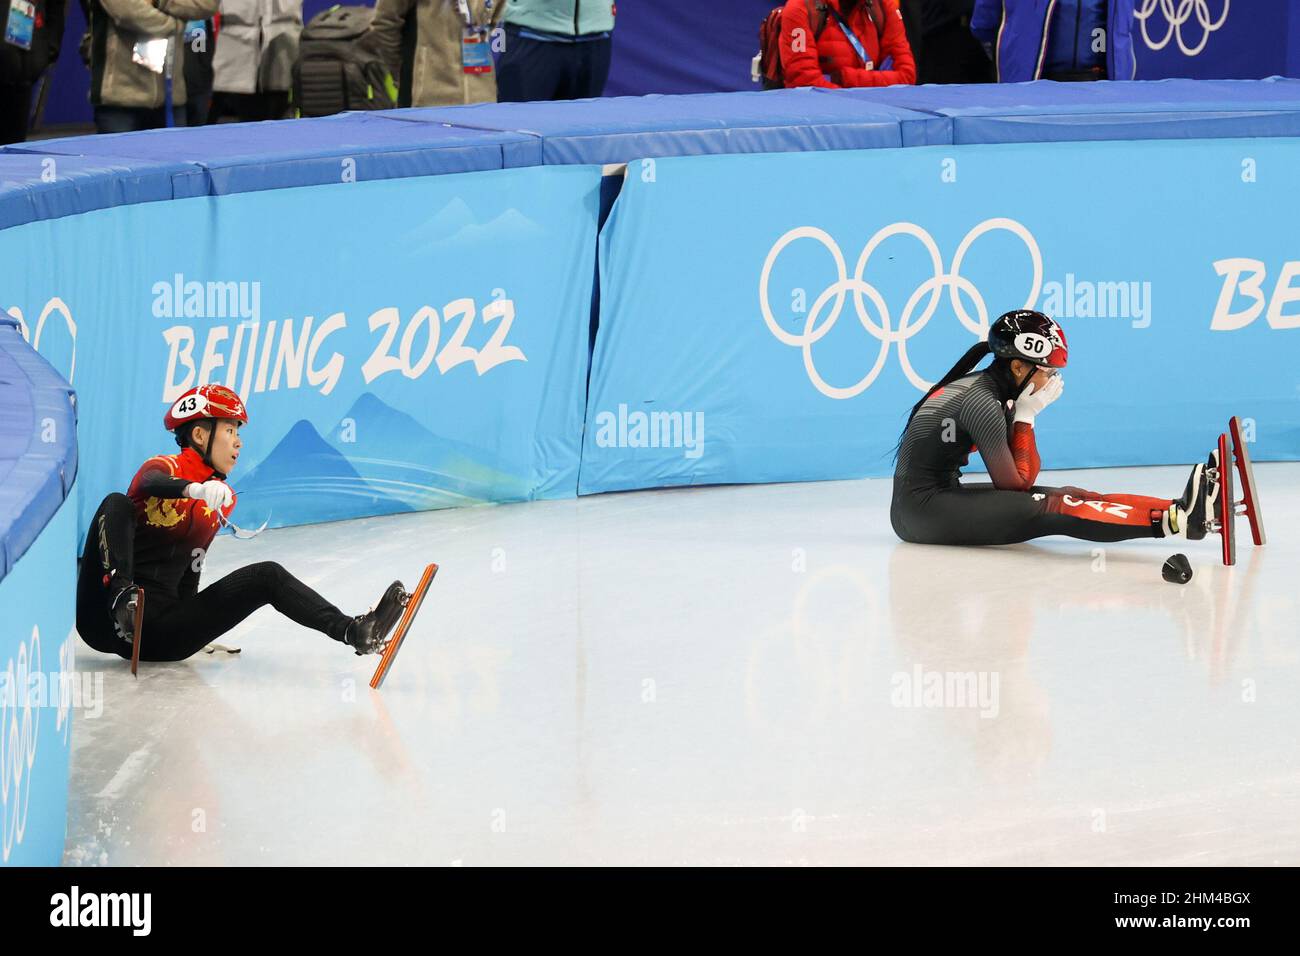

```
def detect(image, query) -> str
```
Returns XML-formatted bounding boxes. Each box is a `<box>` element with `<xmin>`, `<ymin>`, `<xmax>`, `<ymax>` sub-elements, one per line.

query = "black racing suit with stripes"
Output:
<box><xmin>891</xmin><ymin>365</ymin><xmax>1169</xmax><ymax>546</ymax></box>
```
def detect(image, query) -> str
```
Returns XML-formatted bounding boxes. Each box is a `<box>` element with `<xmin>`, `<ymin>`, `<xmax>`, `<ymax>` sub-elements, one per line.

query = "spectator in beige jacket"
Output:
<box><xmin>87</xmin><ymin>0</ymin><xmax>220</xmax><ymax>131</ymax></box>
<box><xmin>363</xmin><ymin>0</ymin><xmax>505</xmax><ymax>107</ymax></box>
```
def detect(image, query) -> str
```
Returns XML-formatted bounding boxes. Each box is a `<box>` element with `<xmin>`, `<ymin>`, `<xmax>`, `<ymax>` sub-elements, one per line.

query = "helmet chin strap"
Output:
<box><xmin>1012</xmin><ymin>362</ymin><xmax>1043</xmax><ymax>400</ymax></box>
<box><xmin>195</xmin><ymin>418</ymin><xmax>221</xmax><ymax>477</ymax></box>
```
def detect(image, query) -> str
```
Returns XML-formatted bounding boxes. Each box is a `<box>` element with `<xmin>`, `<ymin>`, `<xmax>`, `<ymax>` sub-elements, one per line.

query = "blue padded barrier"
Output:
<box><xmin>5</xmin><ymin>112</ymin><xmax>540</xmax><ymax>196</ymax></box>
<box><xmin>0</xmin><ymin>315</ymin><xmax>77</xmax><ymax>583</ymax></box>
<box><xmin>397</xmin><ymin>88</ymin><xmax>950</xmax><ymax>165</ymax></box>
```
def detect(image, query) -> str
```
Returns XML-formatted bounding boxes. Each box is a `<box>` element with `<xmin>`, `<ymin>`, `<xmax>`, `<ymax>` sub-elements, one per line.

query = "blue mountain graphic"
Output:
<box><xmin>325</xmin><ymin>392</ymin><xmax>533</xmax><ymax>510</ymax></box>
<box><xmin>235</xmin><ymin>418</ymin><xmax>412</xmax><ymax>527</ymax></box>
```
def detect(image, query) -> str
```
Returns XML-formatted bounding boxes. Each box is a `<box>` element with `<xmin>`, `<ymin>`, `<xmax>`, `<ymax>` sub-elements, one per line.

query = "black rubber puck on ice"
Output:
<box><xmin>1162</xmin><ymin>553</ymin><xmax>1193</xmax><ymax>585</ymax></box>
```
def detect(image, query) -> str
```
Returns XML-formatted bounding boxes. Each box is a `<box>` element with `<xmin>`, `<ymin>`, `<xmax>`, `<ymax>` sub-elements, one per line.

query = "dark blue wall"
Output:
<box><xmin>36</xmin><ymin>1</ymin><xmax>1300</xmax><ymax>129</ymax></box>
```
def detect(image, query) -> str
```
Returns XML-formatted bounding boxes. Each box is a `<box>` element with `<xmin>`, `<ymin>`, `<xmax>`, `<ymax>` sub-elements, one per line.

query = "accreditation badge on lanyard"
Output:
<box><xmin>457</xmin><ymin>0</ymin><xmax>494</xmax><ymax>74</ymax></box>
<box><xmin>4</xmin><ymin>0</ymin><xmax>36</xmax><ymax>51</ymax></box>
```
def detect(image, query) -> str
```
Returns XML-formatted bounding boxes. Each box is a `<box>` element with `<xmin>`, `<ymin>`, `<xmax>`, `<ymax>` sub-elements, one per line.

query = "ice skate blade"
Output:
<box><xmin>1229</xmin><ymin>415</ymin><xmax>1266</xmax><ymax>547</ymax></box>
<box><xmin>370</xmin><ymin>563</ymin><xmax>438</xmax><ymax>690</ymax></box>
<box><xmin>1217</xmin><ymin>432</ymin><xmax>1236</xmax><ymax>566</ymax></box>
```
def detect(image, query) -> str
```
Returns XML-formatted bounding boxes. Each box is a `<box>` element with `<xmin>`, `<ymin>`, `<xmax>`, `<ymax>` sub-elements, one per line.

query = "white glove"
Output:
<box><xmin>186</xmin><ymin>479</ymin><xmax>234</xmax><ymax>511</ymax></box>
<box><xmin>1012</xmin><ymin>374</ymin><xmax>1064</xmax><ymax>425</ymax></box>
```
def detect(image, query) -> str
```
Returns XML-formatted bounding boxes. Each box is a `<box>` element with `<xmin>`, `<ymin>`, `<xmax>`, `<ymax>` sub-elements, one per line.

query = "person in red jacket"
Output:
<box><xmin>75</xmin><ymin>384</ymin><xmax>409</xmax><ymax>663</ymax></box>
<box><xmin>780</xmin><ymin>0</ymin><xmax>916</xmax><ymax>89</ymax></box>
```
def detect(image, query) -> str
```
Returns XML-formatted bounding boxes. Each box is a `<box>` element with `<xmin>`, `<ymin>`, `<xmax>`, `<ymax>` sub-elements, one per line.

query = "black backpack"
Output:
<box><xmin>757</xmin><ymin>0</ymin><xmax>886</xmax><ymax>90</ymax></box>
<box><xmin>291</xmin><ymin>5</ymin><xmax>395</xmax><ymax>118</ymax></box>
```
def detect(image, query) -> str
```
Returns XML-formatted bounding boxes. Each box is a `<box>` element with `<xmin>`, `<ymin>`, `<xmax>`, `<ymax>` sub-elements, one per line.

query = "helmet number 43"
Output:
<box><xmin>172</xmin><ymin>394</ymin><xmax>207</xmax><ymax>419</ymax></box>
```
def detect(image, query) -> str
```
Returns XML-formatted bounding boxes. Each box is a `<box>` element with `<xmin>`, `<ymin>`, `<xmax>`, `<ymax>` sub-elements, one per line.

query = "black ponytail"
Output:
<box><xmin>888</xmin><ymin>341</ymin><xmax>993</xmax><ymax>462</ymax></box>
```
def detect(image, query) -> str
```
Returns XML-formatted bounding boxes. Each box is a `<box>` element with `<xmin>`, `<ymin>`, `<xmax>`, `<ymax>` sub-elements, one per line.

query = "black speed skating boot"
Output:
<box><xmin>344</xmin><ymin>581</ymin><xmax>407</xmax><ymax>655</ymax></box>
<box><xmin>1168</xmin><ymin>461</ymin><xmax>1203</xmax><ymax>538</ymax></box>
<box><xmin>109</xmin><ymin>583</ymin><xmax>139</xmax><ymax>646</ymax></box>
<box><xmin>1177</xmin><ymin>452</ymin><xmax>1220</xmax><ymax>541</ymax></box>
<box><xmin>1175</xmin><ymin>462</ymin><xmax>1202</xmax><ymax>514</ymax></box>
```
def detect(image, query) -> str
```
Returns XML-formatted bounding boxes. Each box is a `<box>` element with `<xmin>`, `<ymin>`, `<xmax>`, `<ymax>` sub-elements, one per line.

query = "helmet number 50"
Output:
<box><xmin>1015</xmin><ymin>332</ymin><xmax>1049</xmax><ymax>357</ymax></box>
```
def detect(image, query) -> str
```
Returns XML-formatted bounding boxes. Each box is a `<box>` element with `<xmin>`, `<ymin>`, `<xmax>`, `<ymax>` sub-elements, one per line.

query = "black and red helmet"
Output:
<box><xmin>987</xmin><ymin>310</ymin><xmax>1068</xmax><ymax>368</ymax></box>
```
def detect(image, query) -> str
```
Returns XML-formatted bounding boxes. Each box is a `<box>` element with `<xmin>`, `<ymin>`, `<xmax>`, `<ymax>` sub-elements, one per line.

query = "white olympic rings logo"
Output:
<box><xmin>759</xmin><ymin>218</ymin><xmax>1041</xmax><ymax>399</ymax></box>
<box><xmin>1136</xmin><ymin>0</ymin><xmax>1229</xmax><ymax>57</ymax></box>
<box><xmin>6</xmin><ymin>297</ymin><xmax>78</xmax><ymax>384</ymax></box>
<box><xmin>1</xmin><ymin>627</ymin><xmax>41</xmax><ymax>863</ymax></box>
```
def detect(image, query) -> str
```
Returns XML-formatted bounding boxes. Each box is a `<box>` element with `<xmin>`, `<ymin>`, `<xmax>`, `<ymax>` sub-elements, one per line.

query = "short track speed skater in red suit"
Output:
<box><xmin>891</xmin><ymin>311</ymin><xmax>1266</xmax><ymax>567</ymax></box>
<box><xmin>74</xmin><ymin>383</ymin><xmax>437</xmax><ymax>685</ymax></box>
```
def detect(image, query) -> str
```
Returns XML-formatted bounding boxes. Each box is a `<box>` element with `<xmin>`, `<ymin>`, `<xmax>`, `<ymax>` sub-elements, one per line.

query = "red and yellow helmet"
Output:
<box><xmin>164</xmin><ymin>384</ymin><xmax>249</xmax><ymax>432</ymax></box>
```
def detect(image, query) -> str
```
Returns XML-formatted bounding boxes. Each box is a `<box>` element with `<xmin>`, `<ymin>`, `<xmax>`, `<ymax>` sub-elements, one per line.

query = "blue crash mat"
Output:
<box><xmin>5</xmin><ymin>112</ymin><xmax>539</xmax><ymax>196</ymax></box>
<box><xmin>0</xmin><ymin>316</ymin><xmax>77</xmax><ymax>581</ymax></box>
<box><xmin>397</xmin><ymin>87</ymin><xmax>949</xmax><ymax>166</ymax></box>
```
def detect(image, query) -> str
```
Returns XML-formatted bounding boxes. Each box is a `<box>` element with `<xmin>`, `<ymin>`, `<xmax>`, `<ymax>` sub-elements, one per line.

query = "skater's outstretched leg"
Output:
<box><xmin>894</xmin><ymin>478</ymin><xmax>1191</xmax><ymax>546</ymax></box>
<box><xmin>142</xmin><ymin>561</ymin><xmax>354</xmax><ymax>662</ymax></box>
<box><xmin>132</xmin><ymin>564</ymin><xmax>411</xmax><ymax>662</ymax></box>
<box><xmin>1060</xmin><ymin>492</ymin><xmax>1176</xmax><ymax>531</ymax></box>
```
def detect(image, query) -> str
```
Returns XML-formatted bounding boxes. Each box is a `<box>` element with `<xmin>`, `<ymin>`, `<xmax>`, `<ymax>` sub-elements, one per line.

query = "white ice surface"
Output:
<box><xmin>65</xmin><ymin>464</ymin><xmax>1300</xmax><ymax>866</ymax></box>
